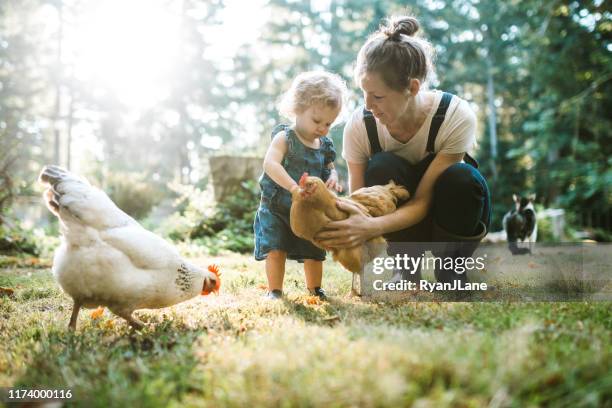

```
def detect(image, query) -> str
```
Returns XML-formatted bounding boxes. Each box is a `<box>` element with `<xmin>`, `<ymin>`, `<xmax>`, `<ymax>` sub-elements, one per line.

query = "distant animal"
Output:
<box><xmin>502</xmin><ymin>194</ymin><xmax>537</xmax><ymax>255</ymax></box>
<box><xmin>39</xmin><ymin>165</ymin><xmax>219</xmax><ymax>330</ymax></box>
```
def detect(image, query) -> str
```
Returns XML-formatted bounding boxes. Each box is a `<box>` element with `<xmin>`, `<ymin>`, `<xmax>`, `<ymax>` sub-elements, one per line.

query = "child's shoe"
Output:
<box><xmin>309</xmin><ymin>287</ymin><xmax>328</xmax><ymax>301</ymax></box>
<box><xmin>265</xmin><ymin>289</ymin><xmax>283</xmax><ymax>300</ymax></box>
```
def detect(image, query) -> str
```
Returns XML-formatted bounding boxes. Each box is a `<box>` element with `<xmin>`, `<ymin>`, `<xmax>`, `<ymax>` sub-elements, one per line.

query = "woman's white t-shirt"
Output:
<box><xmin>342</xmin><ymin>91</ymin><xmax>477</xmax><ymax>165</ymax></box>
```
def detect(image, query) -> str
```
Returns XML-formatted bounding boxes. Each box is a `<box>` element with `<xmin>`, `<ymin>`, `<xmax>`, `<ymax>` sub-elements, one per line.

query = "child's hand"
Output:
<box><xmin>325</xmin><ymin>170</ymin><xmax>343</xmax><ymax>193</ymax></box>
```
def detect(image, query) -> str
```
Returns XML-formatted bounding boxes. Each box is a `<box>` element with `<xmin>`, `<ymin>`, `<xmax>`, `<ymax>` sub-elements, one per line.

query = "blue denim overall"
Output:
<box><xmin>362</xmin><ymin>92</ymin><xmax>491</xmax><ymax>241</ymax></box>
<box><xmin>254</xmin><ymin>124</ymin><xmax>336</xmax><ymax>261</ymax></box>
<box><xmin>363</xmin><ymin>92</ymin><xmax>492</xmax><ymax>284</ymax></box>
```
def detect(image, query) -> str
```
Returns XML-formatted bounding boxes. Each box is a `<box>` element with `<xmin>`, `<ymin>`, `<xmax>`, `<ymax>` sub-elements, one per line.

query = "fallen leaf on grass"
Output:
<box><xmin>27</xmin><ymin>258</ymin><xmax>52</xmax><ymax>268</ymax></box>
<box><xmin>0</xmin><ymin>256</ymin><xmax>52</xmax><ymax>269</ymax></box>
<box><xmin>0</xmin><ymin>287</ymin><xmax>15</xmax><ymax>297</ymax></box>
<box><xmin>257</xmin><ymin>284</ymin><xmax>268</xmax><ymax>290</ymax></box>
<box><xmin>90</xmin><ymin>306</ymin><xmax>105</xmax><ymax>319</ymax></box>
<box><xmin>306</xmin><ymin>296</ymin><xmax>321</xmax><ymax>305</ymax></box>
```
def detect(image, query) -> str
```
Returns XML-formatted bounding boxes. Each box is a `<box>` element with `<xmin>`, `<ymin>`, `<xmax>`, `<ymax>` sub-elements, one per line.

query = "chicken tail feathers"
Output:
<box><xmin>39</xmin><ymin>165</ymin><xmax>71</xmax><ymax>185</ymax></box>
<box><xmin>39</xmin><ymin>166</ymin><xmax>84</xmax><ymax>218</ymax></box>
<box><xmin>43</xmin><ymin>188</ymin><xmax>61</xmax><ymax>216</ymax></box>
<box><xmin>38</xmin><ymin>165</ymin><xmax>133</xmax><ymax>229</ymax></box>
<box><xmin>387</xmin><ymin>180</ymin><xmax>410</xmax><ymax>203</ymax></box>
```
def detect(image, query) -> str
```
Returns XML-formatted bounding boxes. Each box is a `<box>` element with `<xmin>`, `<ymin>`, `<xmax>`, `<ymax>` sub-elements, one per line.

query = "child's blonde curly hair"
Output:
<box><xmin>278</xmin><ymin>71</ymin><xmax>347</xmax><ymax>120</ymax></box>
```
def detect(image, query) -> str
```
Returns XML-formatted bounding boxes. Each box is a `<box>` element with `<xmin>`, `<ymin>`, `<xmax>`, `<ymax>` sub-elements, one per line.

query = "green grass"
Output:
<box><xmin>0</xmin><ymin>253</ymin><xmax>611</xmax><ymax>407</ymax></box>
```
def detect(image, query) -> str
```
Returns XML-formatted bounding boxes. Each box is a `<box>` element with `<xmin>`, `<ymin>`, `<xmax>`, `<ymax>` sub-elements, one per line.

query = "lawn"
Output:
<box><xmin>0</xmin><ymin>253</ymin><xmax>610</xmax><ymax>407</ymax></box>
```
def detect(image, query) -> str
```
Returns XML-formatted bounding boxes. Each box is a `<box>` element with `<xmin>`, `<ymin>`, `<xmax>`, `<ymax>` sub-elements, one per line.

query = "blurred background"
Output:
<box><xmin>1</xmin><ymin>0</ymin><xmax>610</xmax><ymax>259</ymax></box>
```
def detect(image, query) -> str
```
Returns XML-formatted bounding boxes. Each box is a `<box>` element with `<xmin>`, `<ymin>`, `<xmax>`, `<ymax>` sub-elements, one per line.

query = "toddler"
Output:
<box><xmin>254</xmin><ymin>71</ymin><xmax>347</xmax><ymax>300</ymax></box>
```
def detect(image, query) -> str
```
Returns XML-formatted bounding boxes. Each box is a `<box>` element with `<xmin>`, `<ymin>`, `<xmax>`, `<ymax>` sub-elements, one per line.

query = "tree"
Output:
<box><xmin>0</xmin><ymin>0</ymin><xmax>54</xmax><ymax>210</ymax></box>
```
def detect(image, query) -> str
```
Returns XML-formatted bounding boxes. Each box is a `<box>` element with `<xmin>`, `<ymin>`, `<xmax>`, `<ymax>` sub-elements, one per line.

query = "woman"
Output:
<box><xmin>316</xmin><ymin>15</ymin><xmax>491</xmax><ymax>284</ymax></box>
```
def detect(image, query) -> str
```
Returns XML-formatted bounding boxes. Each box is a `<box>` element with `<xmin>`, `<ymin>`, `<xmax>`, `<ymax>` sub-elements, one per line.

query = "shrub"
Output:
<box><xmin>189</xmin><ymin>180</ymin><xmax>259</xmax><ymax>253</ymax></box>
<box><xmin>157</xmin><ymin>180</ymin><xmax>259</xmax><ymax>254</ymax></box>
<box><xmin>106</xmin><ymin>172</ymin><xmax>162</xmax><ymax>220</ymax></box>
<box><xmin>0</xmin><ymin>220</ymin><xmax>39</xmax><ymax>256</ymax></box>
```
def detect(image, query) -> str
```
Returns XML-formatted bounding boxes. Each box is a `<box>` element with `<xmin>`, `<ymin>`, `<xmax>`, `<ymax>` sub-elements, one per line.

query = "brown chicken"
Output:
<box><xmin>290</xmin><ymin>173</ymin><xmax>410</xmax><ymax>277</ymax></box>
<box><xmin>350</xmin><ymin>181</ymin><xmax>410</xmax><ymax>217</ymax></box>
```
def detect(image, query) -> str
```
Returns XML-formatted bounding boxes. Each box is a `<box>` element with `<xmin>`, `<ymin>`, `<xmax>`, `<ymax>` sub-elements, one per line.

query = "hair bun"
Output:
<box><xmin>383</xmin><ymin>16</ymin><xmax>420</xmax><ymax>40</ymax></box>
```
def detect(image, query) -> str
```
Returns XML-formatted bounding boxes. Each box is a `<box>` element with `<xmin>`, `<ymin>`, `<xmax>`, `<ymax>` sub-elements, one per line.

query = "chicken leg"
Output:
<box><xmin>112</xmin><ymin>309</ymin><xmax>145</xmax><ymax>330</ymax></box>
<box><xmin>68</xmin><ymin>301</ymin><xmax>81</xmax><ymax>330</ymax></box>
<box><xmin>351</xmin><ymin>273</ymin><xmax>361</xmax><ymax>297</ymax></box>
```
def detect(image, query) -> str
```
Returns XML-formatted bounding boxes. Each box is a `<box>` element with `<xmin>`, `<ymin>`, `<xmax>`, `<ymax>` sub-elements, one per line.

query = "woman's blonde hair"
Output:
<box><xmin>355</xmin><ymin>15</ymin><xmax>435</xmax><ymax>92</ymax></box>
<box><xmin>278</xmin><ymin>71</ymin><xmax>347</xmax><ymax>119</ymax></box>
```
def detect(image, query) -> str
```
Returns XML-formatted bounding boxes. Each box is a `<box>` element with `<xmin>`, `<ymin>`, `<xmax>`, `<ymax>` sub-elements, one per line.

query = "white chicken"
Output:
<box><xmin>39</xmin><ymin>165</ymin><xmax>218</xmax><ymax>330</ymax></box>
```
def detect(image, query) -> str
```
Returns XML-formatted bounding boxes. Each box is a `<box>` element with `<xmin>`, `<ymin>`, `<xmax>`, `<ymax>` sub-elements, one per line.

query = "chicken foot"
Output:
<box><xmin>112</xmin><ymin>309</ymin><xmax>145</xmax><ymax>330</ymax></box>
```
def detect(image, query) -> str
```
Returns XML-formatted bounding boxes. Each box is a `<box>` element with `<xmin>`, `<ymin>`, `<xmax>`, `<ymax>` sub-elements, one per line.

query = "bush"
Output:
<box><xmin>535</xmin><ymin>211</ymin><xmax>557</xmax><ymax>242</ymax></box>
<box><xmin>0</xmin><ymin>220</ymin><xmax>39</xmax><ymax>256</ymax></box>
<box><xmin>106</xmin><ymin>172</ymin><xmax>162</xmax><ymax>220</ymax></box>
<box><xmin>189</xmin><ymin>180</ymin><xmax>259</xmax><ymax>253</ymax></box>
<box><xmin>157</xmin><ymin>180</ymin><xmax>259</xmax><ymax>254</ymax></box>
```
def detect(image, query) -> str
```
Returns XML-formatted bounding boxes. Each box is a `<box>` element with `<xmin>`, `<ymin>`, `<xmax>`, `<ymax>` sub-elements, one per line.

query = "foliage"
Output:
<box><xmin>157</xmin><ymin>180</ymin><xmax>259</xmax><ymax>254</ymax></box>
<box><xmin>0</xmin><ymin>215</ymin><xmax>62</xmax><ymax>258</ymax></box>
<box><xmin>0</xmin><ymin>1</ymin><xmax>49</xmax><ymax>213</ymax></box>
<box><xmin>105</xmin><ymin>172</ymin><xmax>163</xmax><ymax>220</ymax></box>
<box><xmin>0</xmin><ymin>159</ymin><xmax>17</xmax><ymax>218</ymax></box>
<box><xmin>536</xmin><ymin>212</ymin><xmax>558</xmax><ymax>243</ymax></box>
<box><xmin>190</xmin><ymin>181</ymin><xmax>258</xmax><ymax>237</ymax></box>
<box><xmin>0</xmin><ymin>220</ymin><xmax>39</xmax><ymax>256</ymax></box>
<box><xmin>251</xmin><ymin>0</ymin><xmax>612</xmax><ymax>234</ymax></box>
<box><xmin>1</xmin><ymin>0</ymin><xmax>610</xmax><ymax>239</ymax></box>
<box><xmin>1</xmin><ymin>256</ymin><xmax>611</xmax><ymax>406</ymax></box>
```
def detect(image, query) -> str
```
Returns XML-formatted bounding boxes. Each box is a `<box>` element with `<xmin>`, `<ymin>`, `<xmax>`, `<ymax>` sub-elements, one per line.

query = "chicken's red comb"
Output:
<box><xmin>208</xmin><ymin>264</ymin><xmax>220</xmax><ymax>274</ymax></box>
<box><xmin>299</xmin><ymin>172</ymin><xmax>309</xmax><ymax>188</ymax></box>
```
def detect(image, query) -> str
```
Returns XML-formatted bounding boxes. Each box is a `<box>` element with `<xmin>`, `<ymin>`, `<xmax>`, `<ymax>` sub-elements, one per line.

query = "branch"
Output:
<box><xmin>559</xmin><ymin>72</ymin><xmax>612</xmax><ymax>112</ymax></box>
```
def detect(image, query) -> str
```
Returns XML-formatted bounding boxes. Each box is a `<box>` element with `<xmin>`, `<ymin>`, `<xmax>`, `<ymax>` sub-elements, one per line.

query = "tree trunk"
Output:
<box><xmin>52</xmin><ymin>2</ymin><xmax>64</xmax><ymax>166</ymax></box>
<box><xmin>66</xmin><ymin>85</ymin><xmax>74</xmax><ymax>170</ymax></box>
<box><xmin>486</xmin><ymin>55</ymin><xmax>498</xmax><ymax>181</ymax></box>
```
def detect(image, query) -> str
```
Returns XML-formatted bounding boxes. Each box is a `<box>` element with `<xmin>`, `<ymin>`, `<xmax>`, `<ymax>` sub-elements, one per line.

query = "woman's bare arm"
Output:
<box><xmin>316</xmin><ymin>152</ymin><xmax>464</xmax><ymax>248</ymax></box>
<box><xmin>347</xmin><ymin>161</ymin><xmax>367</xmax><ymax>193</ymax></box>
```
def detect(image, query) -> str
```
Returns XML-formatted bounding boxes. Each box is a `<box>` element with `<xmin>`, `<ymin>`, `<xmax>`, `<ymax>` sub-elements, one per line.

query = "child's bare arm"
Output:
<box><xmin>325</xmin><ymin>163</ymin><xmax>343</xmax><ymax>193</ymax></box>
<box><xmin>263</xmin><ymin>131</ymin><xmax>298</xmax><ymax>193</ymax></box>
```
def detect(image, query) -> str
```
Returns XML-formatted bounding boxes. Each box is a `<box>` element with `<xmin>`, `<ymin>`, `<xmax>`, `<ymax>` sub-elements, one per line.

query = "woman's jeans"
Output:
<box><xmin>364</xmin><ymin>151</ymin><xmax>491</xmax><ymax>242</ymax></box>
<box><xmin>364</xmin><ymin>152</ymin><xmax>491</xmax><ymax>283</ymax></box>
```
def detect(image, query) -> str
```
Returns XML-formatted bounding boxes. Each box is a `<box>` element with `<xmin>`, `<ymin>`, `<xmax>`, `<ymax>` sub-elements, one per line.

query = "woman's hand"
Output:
<box><xmin>315</xmin><ymin>200</ymin><xmax>379</xmax><ymax>248</ymax></box>
<box><xmin>325</xmin><ymin>169</ymin><xmax>343</xmax><ymax>193</ymax></box>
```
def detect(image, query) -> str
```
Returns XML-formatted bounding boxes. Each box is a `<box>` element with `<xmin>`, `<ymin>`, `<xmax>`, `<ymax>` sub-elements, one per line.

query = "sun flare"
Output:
<box><xmin>67</xmin><ymin>0</ymin><xmax>181</xmax><ymax>109</ymax></box>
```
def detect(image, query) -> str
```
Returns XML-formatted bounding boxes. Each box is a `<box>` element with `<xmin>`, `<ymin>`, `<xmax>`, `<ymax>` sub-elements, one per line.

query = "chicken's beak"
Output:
<box><xmin>201</xmin><ymin>275</ymin><xmax>218</xmax><ymax>295</ymax></box>
<box><xmin>201</xmin><ymin>264</ymin><xmax>221</xmax><ymax>295</ymax></box>
<box><xmin>302</xmin><ymin>183</ymin><xmax>317</xmax><ymax>196</ymax></box>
